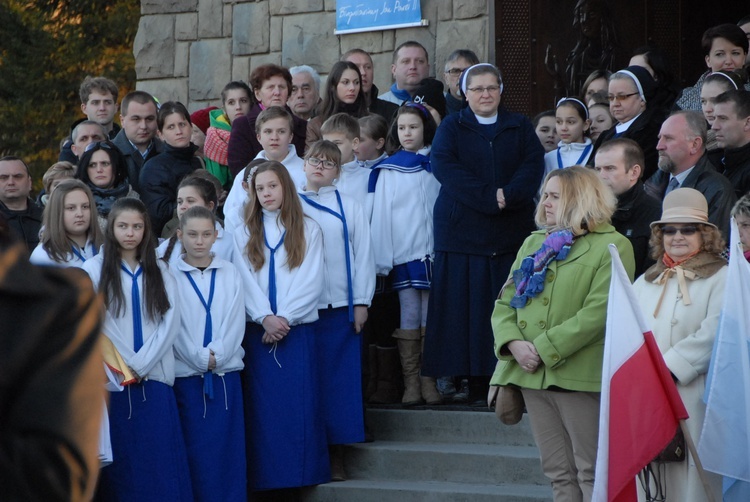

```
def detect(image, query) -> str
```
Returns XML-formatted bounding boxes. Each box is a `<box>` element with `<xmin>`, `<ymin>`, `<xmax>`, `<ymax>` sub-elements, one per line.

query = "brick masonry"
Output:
<box><xmin>135</xmin><ymin>0</ymin><xmax>489</xmax><ymax>111</ymax></box>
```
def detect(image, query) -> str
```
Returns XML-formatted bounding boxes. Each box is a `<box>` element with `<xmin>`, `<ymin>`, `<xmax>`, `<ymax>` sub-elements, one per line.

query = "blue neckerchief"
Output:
<box><xmin>121</xmin><ymin>264</ymin><xmax>144</xmax><ymax>351</ymax></box>
<box><xmin>184</xmin><ymin>268</ymin><xmax>217</xmax><ymax>399</ymax></box>
<box><xmin>389</xmin><ymin>83</ymin><xmax>411</xmax><ymax>103</ymax></box>
<box><xmin>264</xmin><ymin>231</ymin><xmax>286</xmax><ymax>314</ymax></box>
<box><xmin>300</xmin><ymin>190</ymin><xmax>354</xmax><ymax>321</ymax></box>
<box><xmin>556</xmin><ymin>143</ymin><xmax>592</xmax><ymax>169</ymax></box>
<box><xmin>368</xmin><ymin>150</ymin><xmax>431</xmax><ymax>193</ymax></box>
<box><xmin>71</xmin><ymin>242</ymin><xmax>98</xmax><ymax>263</ymax></box>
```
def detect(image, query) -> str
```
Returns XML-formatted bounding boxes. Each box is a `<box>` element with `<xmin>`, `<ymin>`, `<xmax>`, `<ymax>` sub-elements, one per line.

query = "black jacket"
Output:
<box><xmin>720</xmin><ymin>141</ymin><xmax>750</xmax><ymax>200</ymax></box>
<box><xmin>367</xmin><ymin>84</ymin><xmax>398</xmax><ymax>125</ymax></box>
<box><xmin>644</xmin><ymin>152</ymin><xmax>736</xmax><ymax>238</ymax></box>
<box><xmin>612</xmin><ymin>181</ymin><xmax>662</xmax><ymax>279</ymax></box>
<box><xmin>590</xmin><ymin>106</ymin><xmax>666</xmax><ymax>181</ymax></box>
<box><xmin>0</xmin><ymin>199</ymin><xmax>43</xmax><ymax>251</ymax></box>
<box><xmin>138</xmin><ymin>142</ymin><xmax>200</xmax><ymax>236</ymax></box>
<box><xmin>112</xmin><ymin>129</ymin><xmax>163</xmax><ymax>194</ymax></box>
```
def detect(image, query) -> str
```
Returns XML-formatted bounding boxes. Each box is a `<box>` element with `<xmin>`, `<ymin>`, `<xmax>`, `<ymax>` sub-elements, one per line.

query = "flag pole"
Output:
<box><xmin>679</xmin><ymin>419</ymin><xmax>717</xmax><ymax>502</ymax></box>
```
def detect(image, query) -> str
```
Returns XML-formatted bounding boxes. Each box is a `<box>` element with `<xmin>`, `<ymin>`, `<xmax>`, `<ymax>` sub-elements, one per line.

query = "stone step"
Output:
<box><xmin>302</xmin><ymin>479</ymin><xmax>553</xmax><ymax>502</ymax></box>
<box><xmin>344</xmin><ymin>440</ymin><xmax>548</xmax><ymax>485</ymax></box>
<box><xmin>366</xmin><ymin>407</ymin><xmax>536</xmax><ymax>446</ymax></box>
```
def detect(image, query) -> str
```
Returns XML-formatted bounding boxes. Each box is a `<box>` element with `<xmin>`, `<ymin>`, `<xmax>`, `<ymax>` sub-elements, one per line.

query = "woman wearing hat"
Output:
<box><xmin>633</xmin><ymin>187</ymin><xmax>725</xmax><ymax>502</ymax></box>
<box><xmin>589</xmin><ymin>65</ymin><xmax>666</xmax><ymax>181</ymax></box>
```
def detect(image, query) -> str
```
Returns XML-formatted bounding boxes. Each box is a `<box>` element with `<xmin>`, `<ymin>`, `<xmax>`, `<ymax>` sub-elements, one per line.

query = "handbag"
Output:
<box><xmin>487</xmin><ymin>385</ymin><xmax>524</xmax><ymax>425</ymax></box>
<box><xmin>653</xmin><ymin>426</ymin><xmax>685</xmax><ymax>463</ymax></box>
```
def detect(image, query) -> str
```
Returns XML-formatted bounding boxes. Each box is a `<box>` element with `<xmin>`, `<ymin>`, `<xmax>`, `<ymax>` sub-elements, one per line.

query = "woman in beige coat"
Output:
<box><xmin>633</xmin><ymin>188</ymin><xmax>726</xmax><ymax>502</ymax></box>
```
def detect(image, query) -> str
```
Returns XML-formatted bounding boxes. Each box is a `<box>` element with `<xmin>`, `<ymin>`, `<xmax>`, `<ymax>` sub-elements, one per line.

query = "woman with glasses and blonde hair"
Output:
<box><xmin>75</xmin><ymin>140</ymin><xmax>139</xmax><ymax>230</ymax></box>
<box><xmin>633</xmin><ymin>188</ymin><xmax>725</xmax><ymax>502</ymax></box>
<box><xmin>423</xmin><ymin>63</ymin><xmax>545</xmax><ymax>405</ymax></box>
<box><xmin>491</xmin><ymin>166</ymin><xmax>634</xmax><ymax>501</ymax></box>
<box><xmin>589</xmin><ymin>65</ymin><xmax>666</xmax><ymax>181</ymax></box>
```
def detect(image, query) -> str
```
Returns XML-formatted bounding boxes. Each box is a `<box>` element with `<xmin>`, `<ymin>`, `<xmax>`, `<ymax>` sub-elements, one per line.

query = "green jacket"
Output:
<box><xmin>490</xmin><ymin>223</ymin><xmax>635</xmax><ymax>392</ymax></box>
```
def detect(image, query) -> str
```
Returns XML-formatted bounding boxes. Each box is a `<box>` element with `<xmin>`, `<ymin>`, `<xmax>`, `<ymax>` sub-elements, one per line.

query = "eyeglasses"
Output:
<box><xmin>306</xmin><ymin>157</ymin><xmax>337</xmax><ymax>170</ymax></box>
<box><xmin>83</xmin><ymin>141</ymin><xmax>114</xmax><ymax>153</ymax></box>
<box><xmin>467</xmin><ymin>85</ymin><xmax>501</xmax><ymax>95</ymax></box>
<box><xmin>661</xmin><ymin>225</ymin><xmax>699</xmax><ymax>236</ymax></box>
<box><xmin>607</xmin><ymin>92</ymin><xmax>640</xmax><ymax>103</ymax></box>
<box><xmin>444</xmin><ymin>68</ymin><xmax>468</xmax><ymax>76</ymax></box>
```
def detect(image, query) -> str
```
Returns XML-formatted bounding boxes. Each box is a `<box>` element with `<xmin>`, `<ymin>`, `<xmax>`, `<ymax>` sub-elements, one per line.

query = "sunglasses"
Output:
<box><xmin>661</xmin><ymin>225</ymin><xmax>699</xmax><ymax>236</ymax></box>
<box><xmin>83</xmin><ymin>140</ymin><xmax>115</xmax><ymax>153</ymax></box>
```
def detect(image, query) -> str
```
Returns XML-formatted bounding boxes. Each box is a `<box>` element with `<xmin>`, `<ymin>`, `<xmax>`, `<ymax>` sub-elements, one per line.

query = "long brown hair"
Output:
<box><xmin>243</xmin><ymin>161</ymin><xmax>306</xmax><ymax>271</ymax></box>
<box><xmin>161</xmin><ymin>175</ymin><xmax>219</xmax><ymax>262</ymax></box>
<box><xmin>100</xmin><ymin>198</ymin><xmax>170</xmax><ymax>320</ymax></box>
<box><xmin>40</xmin><ymin>179</ymin><xmax>103</xmax><ymax>263</ymax></box>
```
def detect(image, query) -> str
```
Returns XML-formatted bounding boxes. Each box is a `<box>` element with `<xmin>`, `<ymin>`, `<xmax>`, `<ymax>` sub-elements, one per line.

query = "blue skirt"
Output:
<box><xmin>96</xmin><ymin>380</ymin><xmax>193</xmax><ymax>502</ymax></box>
<box><xmin>392</xmin><ymin>257</ymin><xmax>432</xmax><ymax>290</ymax></box>
<box><xmin>242</xmin><ymin>322</ymin><xmax>330</xmax><ymax>491</ymax></box>
<box><xmin>314</xmin><ymin>307</ymin><xmax>365</xmax><ymax>445</ymax></box>
<box><xmin>423</xmin><ymin>251</ymin><xmax>514</xmax><ymax>377</ymax></box>
<box><xmin>173</xmin><ymin>372</ymin><xmax>246</xmax><ymax>501</ymax></box>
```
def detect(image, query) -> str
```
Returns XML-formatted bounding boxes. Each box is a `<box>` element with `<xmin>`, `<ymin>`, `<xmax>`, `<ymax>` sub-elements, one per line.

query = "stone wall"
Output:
<box><xmin>134</xmin><ymin>0</ymin><xmax>490</xmax><ymax>111</ymax></box>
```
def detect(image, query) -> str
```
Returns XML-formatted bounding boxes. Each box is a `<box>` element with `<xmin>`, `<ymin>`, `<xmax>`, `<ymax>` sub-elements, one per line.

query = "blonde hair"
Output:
<box><xmin>42</xmin><ymin>161</ymin><xmax>76</xmax><ymax>194</ymax></box>
<box><xmin>536</xmin><ymin>165</ymin><xmax>616</xmax><ymax>234</ymax></box>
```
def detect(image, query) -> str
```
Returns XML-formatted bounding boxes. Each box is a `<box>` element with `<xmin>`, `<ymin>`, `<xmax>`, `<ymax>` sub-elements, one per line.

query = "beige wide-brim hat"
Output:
<box><xmin>650</xmin><ymin>187</ymin><xmax>717</xmax><ymax>229</ymax></box>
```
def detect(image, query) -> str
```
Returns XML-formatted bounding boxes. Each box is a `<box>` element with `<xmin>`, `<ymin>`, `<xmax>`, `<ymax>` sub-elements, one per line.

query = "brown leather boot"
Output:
<box><xmin>393</xmin><ymin>328</ymin><xmax>423</xmax><ymax>406</ymax></box>
<box><xmin>368</xmin><ymin>346</ymin><xmax>402</xmax><ymax>404</ymax></box>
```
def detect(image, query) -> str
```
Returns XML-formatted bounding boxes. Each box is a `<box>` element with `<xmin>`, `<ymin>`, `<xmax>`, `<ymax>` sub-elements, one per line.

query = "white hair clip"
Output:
<box><xmin>246</xmin><ymin>166</ymin><xmax>259</xmax><ymax>183</ymax></box>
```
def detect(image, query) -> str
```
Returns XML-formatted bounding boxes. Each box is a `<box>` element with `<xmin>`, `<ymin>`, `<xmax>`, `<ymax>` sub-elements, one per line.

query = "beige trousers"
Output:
<box><xmin>521</xmin><ymin>388</ymin><xmax>601</xmax><ymax>502</ymax></box>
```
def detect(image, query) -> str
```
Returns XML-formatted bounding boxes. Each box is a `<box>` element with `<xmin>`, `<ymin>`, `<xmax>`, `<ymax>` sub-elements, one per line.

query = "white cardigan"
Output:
<box><xmin>334</xmin><ymin>159</ymin><xmax>371</xmax><ymax>204</ymax></box>
<box><xmin>30</xmin><ymin>239</ymin><xmax>98</xmax><ymax>268</ymax></box>
<box><xmin>170</xmin><ymin>256</ymin><xmax>245</xmax><ymax>377</ymax></box>
<box><xmin>298</xmin><ymin>185</ymin><xmax>375</xmax><ymax>309</ymax></box>
<box><xmin>232</xmin><ymin>209</ymin><xmax>324</xmax><ymax>325</ymax></box>
<box><xmin>369</xmin><ymin>150</ymin><xmax>440</xmax><ymax>275</ymax></box>
<box><xmin>82</xmin><ymin>255</ymin><xmax>180</xmax><ymax>385</ymax></box>
<box><xmin>224</xmin><ymin>146</ymin><xmax>306</xmax><ymax>233</ymax></box>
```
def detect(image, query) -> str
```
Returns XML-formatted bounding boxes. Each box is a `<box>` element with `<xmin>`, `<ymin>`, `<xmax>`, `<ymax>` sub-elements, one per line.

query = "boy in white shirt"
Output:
<box><xmin>322</xmin><ymin>113</ymin><xmax>370</xmax><ymax>203</ymax></box>
<box><xmin>224</xmin><ymin>107</ymin><xmax>305</xmax><ymax>232</ymax></box>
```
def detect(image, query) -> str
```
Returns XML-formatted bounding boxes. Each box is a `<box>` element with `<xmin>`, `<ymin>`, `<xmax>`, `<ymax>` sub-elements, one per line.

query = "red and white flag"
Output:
<box><xmin>592</xmin><ymin>244</ymin><xmax>689</xmax><ymax>502</ymax></box>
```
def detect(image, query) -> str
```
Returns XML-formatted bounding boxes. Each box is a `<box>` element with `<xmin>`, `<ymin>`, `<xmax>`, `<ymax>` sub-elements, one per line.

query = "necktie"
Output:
<box><xmin>184</xmin><ymin>269</ymin><xmax>217</xmax><ymax>398</ymax></box>
<box><xmin>121</xmin><ymin>265</ymin><xmax>144</xmax><ymax>351</ymax></box>
<box><xmin>666</xmin><ymin>177</ymin><xmax>680</xmax><ymax>195</ymax></box>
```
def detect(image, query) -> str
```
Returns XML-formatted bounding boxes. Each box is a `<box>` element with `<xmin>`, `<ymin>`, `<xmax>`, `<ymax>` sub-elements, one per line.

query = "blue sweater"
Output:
<box><xmin>431</xmin><ymin>106</ymin><xmax>544</xmax><ymax>255</ymax></box>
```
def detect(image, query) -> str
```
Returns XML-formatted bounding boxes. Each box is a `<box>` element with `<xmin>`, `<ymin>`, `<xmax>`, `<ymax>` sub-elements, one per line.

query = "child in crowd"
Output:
<box><xmin>139</xmin><ymin>101</ymin><xmax>201</xmax><ymax>236</ymax></box>
<box><xmin>532</xmin><ymin>110</ymin><xmax>559</xmax><ymax>153</ymax></box>
<box><xmin>543</xmin><ymin>97</ymin><xmax>593</xmax><ymax>178</ymax></box>
<box><xmin>369</xmin><ymin>103</ymin><xmax>441</xmax><ymax>406</ymax></box>
<box><xmin>82</xmin><ymin>198</ymin><xmax>191</xmax><ymax>501</ymax></box>
<box><xmin>31</xmin><ymin>179</ymin><xmax>102</xmax><ymax>267</ymax></box>
<box><xmin>158</xmin><ymin>175</ymin><xmax>234</xmax><ymax>265</ymax></box>
<box><xmin>356</xmin><ymin>114</ymin><xmax>389</xmax><ymax>168</ymax></box>
<box><xmin>38</xmin><ymin>161</ymin><xmax>75</xmax><ymax>206</ymax></box>
<box><xmin>321</xmin><ymin>113</ymin><xmax>368</xmax><ymax>202</ymax></box>
<box><xmin>299</xmin><ymin>140</ymin><xmax>375</xmax><ymax>479</ymax></box>
<box><xmin>232</xmin><ymin>161</ymin><xmax>329</xmax><ymax>491</ymax></box>
<box><xmin>224</xmin><ymin>106</ymin><xmax>305</xmax><ymax>230</ymax></box>
<box><xmin>353</xmin><ymin>113</ymin><xmax>402</xmax><ymax>404</ymax></box>
<box><xmin>587</xmin><ymin>93</ymin><xmax>615</xmax><ymax>144</ymax></box>
<box><xmin>171</xmin><ymin>205</ymin><xmax>247</xmax><ymax>501</ymax></box>
<box><xmin>204</xmin><ymin>81</ymin><xmax>253</xmax><ymax>190</ymax></box>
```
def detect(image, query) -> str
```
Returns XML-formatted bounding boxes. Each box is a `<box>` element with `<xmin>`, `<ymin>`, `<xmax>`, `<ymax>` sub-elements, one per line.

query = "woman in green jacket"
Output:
<box><xmin>491</xmin><ymin>165</ymin><xmax>634</xmax><ymax>502</ymax></box>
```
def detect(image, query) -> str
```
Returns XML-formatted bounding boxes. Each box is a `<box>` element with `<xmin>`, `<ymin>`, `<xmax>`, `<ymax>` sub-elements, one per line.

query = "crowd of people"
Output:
<box><xmin>1</xmin><ymin>16</ymin><xmax>750</xmax><ymax>502</ymax></box>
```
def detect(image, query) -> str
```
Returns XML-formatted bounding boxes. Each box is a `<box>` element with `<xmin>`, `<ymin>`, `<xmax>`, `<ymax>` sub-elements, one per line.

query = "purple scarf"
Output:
<box><xmin>510</xmin><ymin>229</ymin><xmax>575</xmax><ymax>308</ymax></box>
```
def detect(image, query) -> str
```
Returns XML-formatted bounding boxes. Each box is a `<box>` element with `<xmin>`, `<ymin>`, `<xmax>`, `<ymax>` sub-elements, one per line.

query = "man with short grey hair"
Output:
<box><xmin>70</xmin><ymin>120</ymin><xmax>107</xmax><ymax>159</ymax></box>
<box><xmin>288</xmin><ymin>65</ymin><xmax>321</xmax><ymax>120</ymax></box>
<box><xmin>645</xmin><ymin>110</ymin><xmax>736</xmax><ymax>237</ymax></box>
<box><xmin>442</xmin><ymin>49</ymin><xmax>479</xmax><ymax>116</ymax></box>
